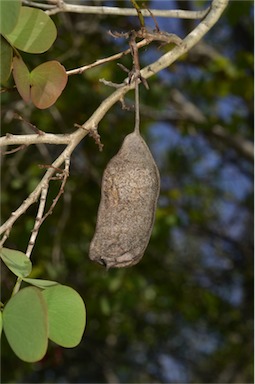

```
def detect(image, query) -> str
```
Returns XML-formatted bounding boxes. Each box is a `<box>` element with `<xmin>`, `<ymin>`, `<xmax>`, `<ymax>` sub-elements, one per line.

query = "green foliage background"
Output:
<box><xmin>1</xmin><ymin>1</ymin><xmax>253</xmax><ymax>383</ymax></box>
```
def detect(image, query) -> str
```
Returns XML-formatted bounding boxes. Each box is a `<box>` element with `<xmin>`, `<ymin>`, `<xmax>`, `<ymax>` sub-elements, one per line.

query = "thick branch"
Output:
<box><xmin>56</xmin><ymin>6</ymin><xmax>208</xmax><ymax>19</ymax></box>
<box><xmin>37</xmin><ymin>1</ymin><xmax>210</xmax><ymax>19</ymax></box>
<box><xmin>0</xmin><ymin>0</ymin><xmax>229</xmax><ymax>237</ymax></box>
<box><xmin>0</xmin><ymin>133</ymin><xmax>72</xmax><ymax>147</ymax></box>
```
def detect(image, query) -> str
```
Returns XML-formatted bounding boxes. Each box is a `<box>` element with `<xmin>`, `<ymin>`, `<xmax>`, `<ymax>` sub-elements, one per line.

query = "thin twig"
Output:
<box><xmin>67</xmin><ymin>39</ymin><xmax>147</xmax><ymax>76</ymax></box>
<box><xmin>39</xmin><ymin>157</ymin><xmax>70</xmax><ymax>226</ymax></box>
<box><xmin>130</xmin><ymin>0</ymin><xmax>145</xmax><ymax>27</ymax></box>
<box><xmin>99</xmin><ymin>79</ymin><xmax>125</xmax><ymax>88</ymax></box>
<box><xmin>0</xmin><ymin>228</ymin><xmax>11</xmax><ymax>249</ymax></box>
<box><xmin>22</xmin><ymin>0</ymin><xmax>56</xmax><ymax>9</ymax></box>
<box><xmin>26</xmin><ymin>183</ymin><xmax>49</xmax><ymax>259</ymax></box>
<box><xmin>51</xmin><ymin>188</ymin><xmax>72</xmax><ymax>263</ymax></box>
<box><xmin>12</xmin><ymin>183</ymin><xmax>49</xmax><ymax>296</ymax></box>
<box><xmin>13</xmin><ymin>113</ymin><xmax>44</xmax><ymax>135</ymax></box>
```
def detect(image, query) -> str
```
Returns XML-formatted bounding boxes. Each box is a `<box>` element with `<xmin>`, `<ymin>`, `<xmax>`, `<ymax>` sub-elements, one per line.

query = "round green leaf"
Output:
<box><xmin>30</xmin><ymin>61</ymin><xmax>68</xmax><ymax>109</ymax></box>
<box><xmin>5</xmin><ymin>6</ymin><xmax>57</xmax><ymax>53</ymax></box>
<box><xmin>2</xmin><ymin>287</ymin><xmax>48</xmax><ymax>362</ymax></box>
<box><xmin>23</xmin><ymin>278</ymin><xmax>59</xmax><ymax>289</ymax></box>
<box><xmin>0</xmin><ymin>0</ymin><xmax>21</xmax><ymax>35</ymax></box>
<box><xmin>0</xmin><ymin>36</ymin><xmax>13</xmax><ymax>83</ymax></box>
<box><xmin>0</xmin><ymin>247</ymin><xmax>32</xmax><ymax>278</ymax></box>
<box><xmin>12</xmin><ymin>55</ymin><xmax>30</xmax><ymax>103</ymax></box>
<box><xmin>42</xmin><ymin>285</ymin><xmax>86</xmax><ymax>348</ymax></box>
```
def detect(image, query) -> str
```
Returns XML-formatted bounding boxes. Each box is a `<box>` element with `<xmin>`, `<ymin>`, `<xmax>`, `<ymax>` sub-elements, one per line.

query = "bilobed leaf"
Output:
<box><xmin>12</xmin><ymin>58</ymin><xmax>67</xmax><ymax>108</ymax></box>
<box><xmin>42</xmin><ymin>285</ymin><xmax>86</xmax><ymax>348</ymax></box>
<box><xmin>23</xmin><ymin>278</ymin><xmax>60</xmax><ymax>289</ymax></box>
<box><xmin>0</xmin><ymin>36</ymin><xmax>13</xmax><ymax>83</ymax></box>
<box><xmin>0</xmin><ymin>0</ymin><xmax>21</xmax><ymax>35</ymax></box>
<box><xmin>30</xmin><ymin>61</ymin><xmax>68</xmax><ymax>109</ymax></box>
<box><xmin>12</xmin><ymin>55</ymin><xmax>30</xmax><ymax>103</ymax></box>
<box><xmin>2</xmin><ymin>287</ymin><xmax>48</xmax><ymax>362</ymax></box>
<box><xmin>0</xmin><ymin>247</ymin><xmax>32</xmax><ymax>278</ymax></box>
<box><xmin>5</xmin><ymin>6</ymin><xmax>57</xmax><ymax>53</ymax></box>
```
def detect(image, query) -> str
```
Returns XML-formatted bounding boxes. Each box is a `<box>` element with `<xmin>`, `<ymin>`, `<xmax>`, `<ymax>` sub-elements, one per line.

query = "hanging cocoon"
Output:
<box><xmin>89</xmin><ymin>130</ymin><xmax>160</xmax><ymax>268</ymax></box>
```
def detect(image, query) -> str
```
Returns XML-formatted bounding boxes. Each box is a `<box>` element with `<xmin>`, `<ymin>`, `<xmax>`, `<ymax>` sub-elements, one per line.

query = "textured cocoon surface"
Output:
<box><xmin>89</xmin><ymin>131</ymin><xmax>160</xmax><ymax>268</ymax></box>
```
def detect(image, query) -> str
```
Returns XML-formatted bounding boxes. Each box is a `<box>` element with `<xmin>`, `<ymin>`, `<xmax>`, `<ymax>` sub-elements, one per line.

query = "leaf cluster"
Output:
<box><xmin>1</xmin><ymin>0</ymin><xmax>67</xmax><ymax>108</ymax></box>
<box><xmin>0</xmin><ymin>248</ymin><xmax>86</xmax><ymax>362</ymax></box>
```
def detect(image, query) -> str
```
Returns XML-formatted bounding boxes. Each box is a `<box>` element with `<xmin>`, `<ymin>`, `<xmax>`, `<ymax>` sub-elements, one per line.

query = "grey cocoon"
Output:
<box><xmin>89</xmin><ymin>131</ymin><xmax>160</xmax><ymax>268</ymax></box>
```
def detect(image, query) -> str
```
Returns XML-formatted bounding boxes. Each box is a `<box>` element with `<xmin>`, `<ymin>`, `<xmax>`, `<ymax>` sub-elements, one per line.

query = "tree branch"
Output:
<box><xmin>24</xmin><ymin>0</ymin><xmax>211</xmax><ymax>19</ymax></box>
<box><xmin>0</xmin><ymin>0</ymin><xmax>229</xmax><ymax>238</ymax></box>
<box><xmin>0</xmin><ymin>133</ymin><xmax>72</xmax><ymax>147</ymax></box>
<box><xmin>46</xmin><ymin>3</ymin><xmax>210</xmax><ymax>19</ymax></box>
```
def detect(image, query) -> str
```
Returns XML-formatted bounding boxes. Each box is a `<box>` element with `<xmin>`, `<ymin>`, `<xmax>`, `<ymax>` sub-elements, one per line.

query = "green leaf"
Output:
<box><xmin>2</xmin><ymin>287</ymin><xmax>48</xmax><ymax>362</ymax></box>
<box><xmin>30</xmin><ymin>61</ymin><xmax>68</xmax><ymax>109</ymax></box>
<box><xmin>42</xmin><ymin>285</ymin><xmax>86</xmax><ymax>348</ymax></box>
<box><xmin>23</xmin><ymin>278</ymin><xmax>60</xmax><ymax>289</ymax></box>
<box><xmin>0</xmin><ymin>248</ymin><xmax>32</xmax><ymax>278</ymax></box>
<box><xmin>0</xmin><ymin>0</ymin><xmax>21</xmax><ymax>35</ymax></box>
<box><xmin>12</xmin><ymin>55</ymin><xmax>30</xmax><ymax>102</ymax></box>
<box><xmin>0</xmin><ymin>35</ymin><xmax>13</xmax><ymax>83</ymax></box>
<box><xmin>4</xmin><ymin>6</ymin><xmax>57</xmax><ymax>53</ymax></box>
